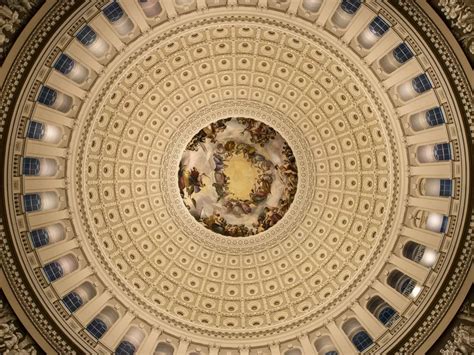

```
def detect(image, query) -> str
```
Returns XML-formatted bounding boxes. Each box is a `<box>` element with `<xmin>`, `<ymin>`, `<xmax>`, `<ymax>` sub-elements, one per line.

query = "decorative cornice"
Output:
<box><xmin>393</xmin><ymin>1</ymin><xmax>474</xmax><ymax>353</ymax></box>
<box><xmin>0</xmin><ymin>0</ymin><xmax>44</xmax><ymax>66</ymax></box>
<box><xmin>429</xmin><ymin>0</ymin><xmax>474</xmax><ymax>66</ymax></box>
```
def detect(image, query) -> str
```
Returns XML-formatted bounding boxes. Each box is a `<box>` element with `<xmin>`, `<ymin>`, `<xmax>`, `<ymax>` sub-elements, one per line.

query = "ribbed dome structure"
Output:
<box><xmin>0</xmin><ymin>1</ymin><xmax>472</xmax><ymax>354</ymax></box>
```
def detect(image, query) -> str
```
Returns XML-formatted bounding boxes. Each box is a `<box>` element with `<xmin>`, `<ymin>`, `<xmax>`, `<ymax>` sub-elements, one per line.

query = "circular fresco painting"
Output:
<box><xmin>179</xmin><ymin>117</ymin><xmax>298</xmax><ymax>237</ymax></box>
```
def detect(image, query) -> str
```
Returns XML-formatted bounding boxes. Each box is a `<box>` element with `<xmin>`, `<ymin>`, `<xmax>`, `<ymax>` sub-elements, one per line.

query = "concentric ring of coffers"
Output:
<box><xmin>6</xmin><ymin>0</ymin><xmax>465</xmax><ymax>353</ymax></box>
<box><xmin>77</xmin><ymin>16</ymin><xmax>396</xmax><ymax>340</ymax></box>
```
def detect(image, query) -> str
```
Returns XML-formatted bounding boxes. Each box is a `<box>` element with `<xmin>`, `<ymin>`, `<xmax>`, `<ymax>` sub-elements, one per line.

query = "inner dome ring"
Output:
<box><xmin>162</xmin><ymin>101</ymin><xmax>315</xmax><ymax>251</ymax></box>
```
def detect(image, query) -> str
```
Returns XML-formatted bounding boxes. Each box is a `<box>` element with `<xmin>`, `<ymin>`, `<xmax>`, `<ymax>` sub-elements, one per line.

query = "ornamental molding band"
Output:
<box><xmin>0</xmin><ymin>0</ymin><xmax>44</xmax><ymax>65</ymax></box>
<box><xmin>429</xmin><ymin>0</ymin><xmax>474</xmax><ymax>66</ymax></box>
<box><xmin>0</xmin><ymin>0</ymin><xmax>472</xmax><ymax>354</ymax></box>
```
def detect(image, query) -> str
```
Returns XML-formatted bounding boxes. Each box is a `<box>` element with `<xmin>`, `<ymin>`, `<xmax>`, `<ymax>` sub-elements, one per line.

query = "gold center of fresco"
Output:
<box><xmin>179</xmin><ymin>117</ymin><xmax>298</xmax><ymax>237</ymax></box>
<box><xmin>225</xmin><ymin>153</ymin><xmax>260</xmax><ymax>200</ymax></box>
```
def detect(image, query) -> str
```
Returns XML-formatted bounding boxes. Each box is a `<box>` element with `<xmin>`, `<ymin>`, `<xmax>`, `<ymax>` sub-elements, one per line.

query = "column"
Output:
<box><xmin>66</xmin><ymin>41</ymin><xmax>104</xmax><ymax>73</ymax></box>
<box><xmin>34</xmin><ymin>105</ymin><xmax>75</xmax><ymax>127</ymax></box>
<box><xmin>397</xmin><ymin>91</ymin><xmax>438</xmax><ymax>113</ymax></box>
<box><xmin>408</xmin><ymin>196</ymin><xmax>450</xmax><ymax>215</ymax></box>
<box><xmin>298</xmin><ymin>334</ymin><xmax>317</xmax><ymax>355</ymax></box>
<box><xmin>161</xmin><ymin>0</ymin><xmax>178</xmax><ymax>18</ymax></box>
<box><xmin>196</xmin><ymin>0</ymin><xmax>207</xmax><ymax>10</ymax></box>
<box><xmin>176</xmin><ymin>339</ymin><xmax>190</xmax><ymax>355</ymax></box>
<box><xmin>24</xmin><ymin>179</ymin><xmax>65</xmax><ymax>193</ymax></box>
<box><xmin>401</xmin><ymin>226</ymin><xmax>442</xmax><ymax>249</ymax></box>
<box><xmin>48</xmin><ymin>71</ymin><xmax>87</xmax><ymax>99</ymax></box>
<box><xmin>119</xmin><ymin>0</ymin><xmax>150</xmax><ymax>32</ymax></box>
<box><xmin>90</xmin><ymin>17</ymin><xmax>124</xmax><ymax>50</ymax></box>
<box><xmin>389</xmin><ymin>254</ymin><xmax>429</xmax><ymax>283</ymax></box>
<box><xmin>287</xmin><ymin>0</ymin><xmax>299</xmax><ymax>14</ymax></box>
<box><xmin>382</xmin><ymin>60</ymin><xmax>422</xmax><ymax>88</ymax></box>
<box><xmin>406</xmin><ymin>127</ymin><xmax>448</xmax><ymax>146</ymax></box>
<box><xmin>210</xmin><ymin>347</ymin><xmax>220</xmax><ymax>355</ymax></box>
<box><xmin>326</xmin><ymin>321</ymin><xmax>357</xmax><ymax>355</ymax></box>
<box><xmin>53</xmin><ymin>266</ymin><xmax>93</xmax><ymax>296</ymax></box>
<box><xmin>36</xmin><ymin>239</ymin><xmax>78</xmax><ymax>263</ymax></box>
<box><xmin>364</xmin><ymin>31</ymin><xmax>399</xmax><ymax>64</ymax></box>
<box><xmin>372</xmin><ymin>280</ymin><xmax>409</xmax><ymax>313</ymax></box>
<box><xmin>75</xmin><ymin>291</ymin><xmax>112</xmax><ymax>324</ymax></box>
<box><xmin>352</xmin><ymin>303</ymin><xmax>385</xmax><ymax>338</ymax></box>
<box><xmin>28</xmin><ymin>209</ymin><xmax>69</xmax><ymax>228</ymax></box>
<box><xmin>101</xmin><ymin>312</ymin><xmax>135</xmax><ymax>349</ymax></box>
<box><xmin>316</xmin><ymin>0</ymin><xmax>340</xmax><ymax>26</ymax></box>
<box><xmin>137</xmin><ymin>328</ymin><xmax>162</xmax><ymax>355</ymax></box>
<box><xmin>410</xmin><ymin>163</ymin><xmax>452</xmax><ymax>178</ymax></box>
<box><xmin>341</xmin><ymin>7</ymin><xmax>373</xmax><ymax>43</ymax></box>
<box><xmin>240</xmin><ymin>347</ymin><xmax>250</xmax><ymax>355</ymax></box>
<box><xmin>25</xmin><ymin>142</ymin><xmax>67</xmax><ymax>158</ymax></box>
<box><xmin>270</xmin><ymin>344</ymin><xmax>280</xmax><ymax>355</ymax></box>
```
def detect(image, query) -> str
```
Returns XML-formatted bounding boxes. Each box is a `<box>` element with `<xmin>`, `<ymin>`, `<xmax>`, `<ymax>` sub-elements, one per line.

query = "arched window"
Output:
<box><xmin>86</xmin><ymin>318</ymin><xmax>108</xmax><ymax>339</ymax></box>
<box><xmin>387</xmin><ymin>270</ymin><xmax>421</xmax><ymax>298</ymax></box>
<box><xmin>103</xmin><ymin>2</ymin><xmax>133</xmax><ymax>35</ymax></box>
<box><xmin>115</xmin><ymin>340</ymin><xmax>136</xmax><ymax>355</ymax></box>
<box><xmin>368</xmin><ymin>16</ymin><xmax>390</xmax><ymax>37</ymax></box>
<box><xmin>54</xmin><ymin>54</ymin><xmax>75</xmax><ymax>75</ymax></box>
<box><xmin>417</xmin><ymin>143</ymin><xmax>452</xmax><ymax>164</ymax></box>
<box><xmin>155</xmin><ymin>342</ymin><xmax>174</xmax><ymax>355</ymax></box>
<box><xmin>37</xmin><ymin>86</ymin><xmax>57</xmax><ymax>106</ymax></box>
<box><xmin>342</xmin><ymin>319</ymin><xmax>373</xmax><ymax>352</ymax></box>
<box><xmin>409</xmin><ymin>107</ymin><xmax>445</xmax><ymax>132</ymax></box>
<box><xmin>440</xmin><ymin>215</ymin><xmax>449</xmax><ymax>233</ymax></box>
<box><xmin>76</xmin><ymin>25</ymin><xmax>97</xmax><ymax>46</ymax></box>
<box><xmin>412</xmin><ymin>74</ymin><xmax>432</xmax><ymax>94</ymax></box>
<box><xmin>439</xmin><ymin>179</ymin><xmax>452</xmax><ymax>197</ymax></box>
<box><xmin>341</xmin><ymin>0</ymin><xmax>361</xmax><ymax>14</ymax></box>
<box><xmin>103</xmin><ymin>2</ymin><xmax>124</xmax><ymax>22</ymax></box>
<box><xmin>23</xmin><ymin>193</ymin><xmax>41</xmax><ymax>212</ymax></box>
<box><xmin>22</xmin><ymin>158</ymin><xmax>57</xmax><ymax>177</ymax></box>
<box><xmin>315</xmin><ymin>335</ymin><xmax>338</xmax><ymax>355</ymax></box>
<box><xmin>138</xmin><ymin>0</ymin><xmax>162</xmax><ymax>17</ymax></box>
<box><xmin>403</xmin><ymin>241</ymin><xmax>425</xmax><ymax>263</ymax></box>
<box><xmin>117</xmin><ymin>327</ymin><xmax>145</xmax><ymax>355</ymax></box>
<box><xmin>26</xmin><ymin>121</ymin><xmax>45</xmax><ymax>140</ymax></box>
<box><xmin>352</xmin><ymin>331</ymin><xmax>373</xmax><ymax>352</ymax></box>
<box><xmin>23</xmin><ymin>192</ymin><xmax>59</xmax><ymax>213</ymax></box>
<box><xmin>422</xmin><ymin>178</ymin><xmax>451</xmax><ymax>197</ymax></box>
<box><xmin>367</xmin><ymin>296</ymin><xmax>398</xmax><ymax>327</ymax></box>
<box><xmin>63</xmin><ymin>282</ymin><xmax>96</xmax><ymax>313</ymax></box>
<box><xmin>43</xmin><ymin>254</ymin><xmax>78</xmax><ymax>282</ymax></box>
<box><xmin>86</xmin><ymin>307</ymin><xmax>118</xmax><ymax>339</ymax></box>
<box><xmin>426</xmin><ymin>107</ymin><xmax>445</xmax><ymax>127</ymax></box>
<box><xmin>434</xmin><ymin>143</ymin><xmax>452</xmax><ymax>161</ymax></box>
<box><xmin>43</xmin><ymin>261</ymin><xmax>63</xmax><ymax>282</ymax></box>
<box><xmin>393</xmin><ymin>43</ymin><xmax>413</xmax><ymax>64</ymax></box>
<box><xmin>400</xmin><ymin>278</ymin><xmax>415</xmax><ymax>295</ymax></box>
<box><xmin>26</xmin><ymin>120</ymin><xmax>63</xmax><ymax>143</ymax></box>
<box><xmin>37</xmin><ymin>86</ymin><xmax>72</xmax><ymax>112</ymax></box>
<box><xmin>22</xmin><ymin>157</ymin><xmax>40</xmax><ymax>176</ymax></box>
<box><xmin>30</xmin><ymin>228</ymin><xmax>49</xmax><ymax>248</ymax></box>
<box><xmin>425</xmin><ymin>212</ymin><xmax>449</xmax><ymax>233</ymax></box>
<box><xmin>378</xmin><ymin>306</ymin><xmax>397</xmax><ymax>325</ymax></box>
<box><xmin>302</xmin><ymin>0</ymin><xmax>322</xmax><ymax>12</ymax></box>
<box><xmin>62</xmin><ymin>291</ymin><xmax>83</xmax><ymax>313</ymax></box>
<box><xmin>284</xmin><ymin>349</ymin><xmax>302</xmax><ymax>355</ymax></box>
<box><xmin>403</xmin><ymin>241</ymin><xmax>438</xmax><ymax>267</ymax></box>
<box><xmin>30</xmin><ymin>224</ymin><xmax>65</xmax><ymax>248</ymax></box>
